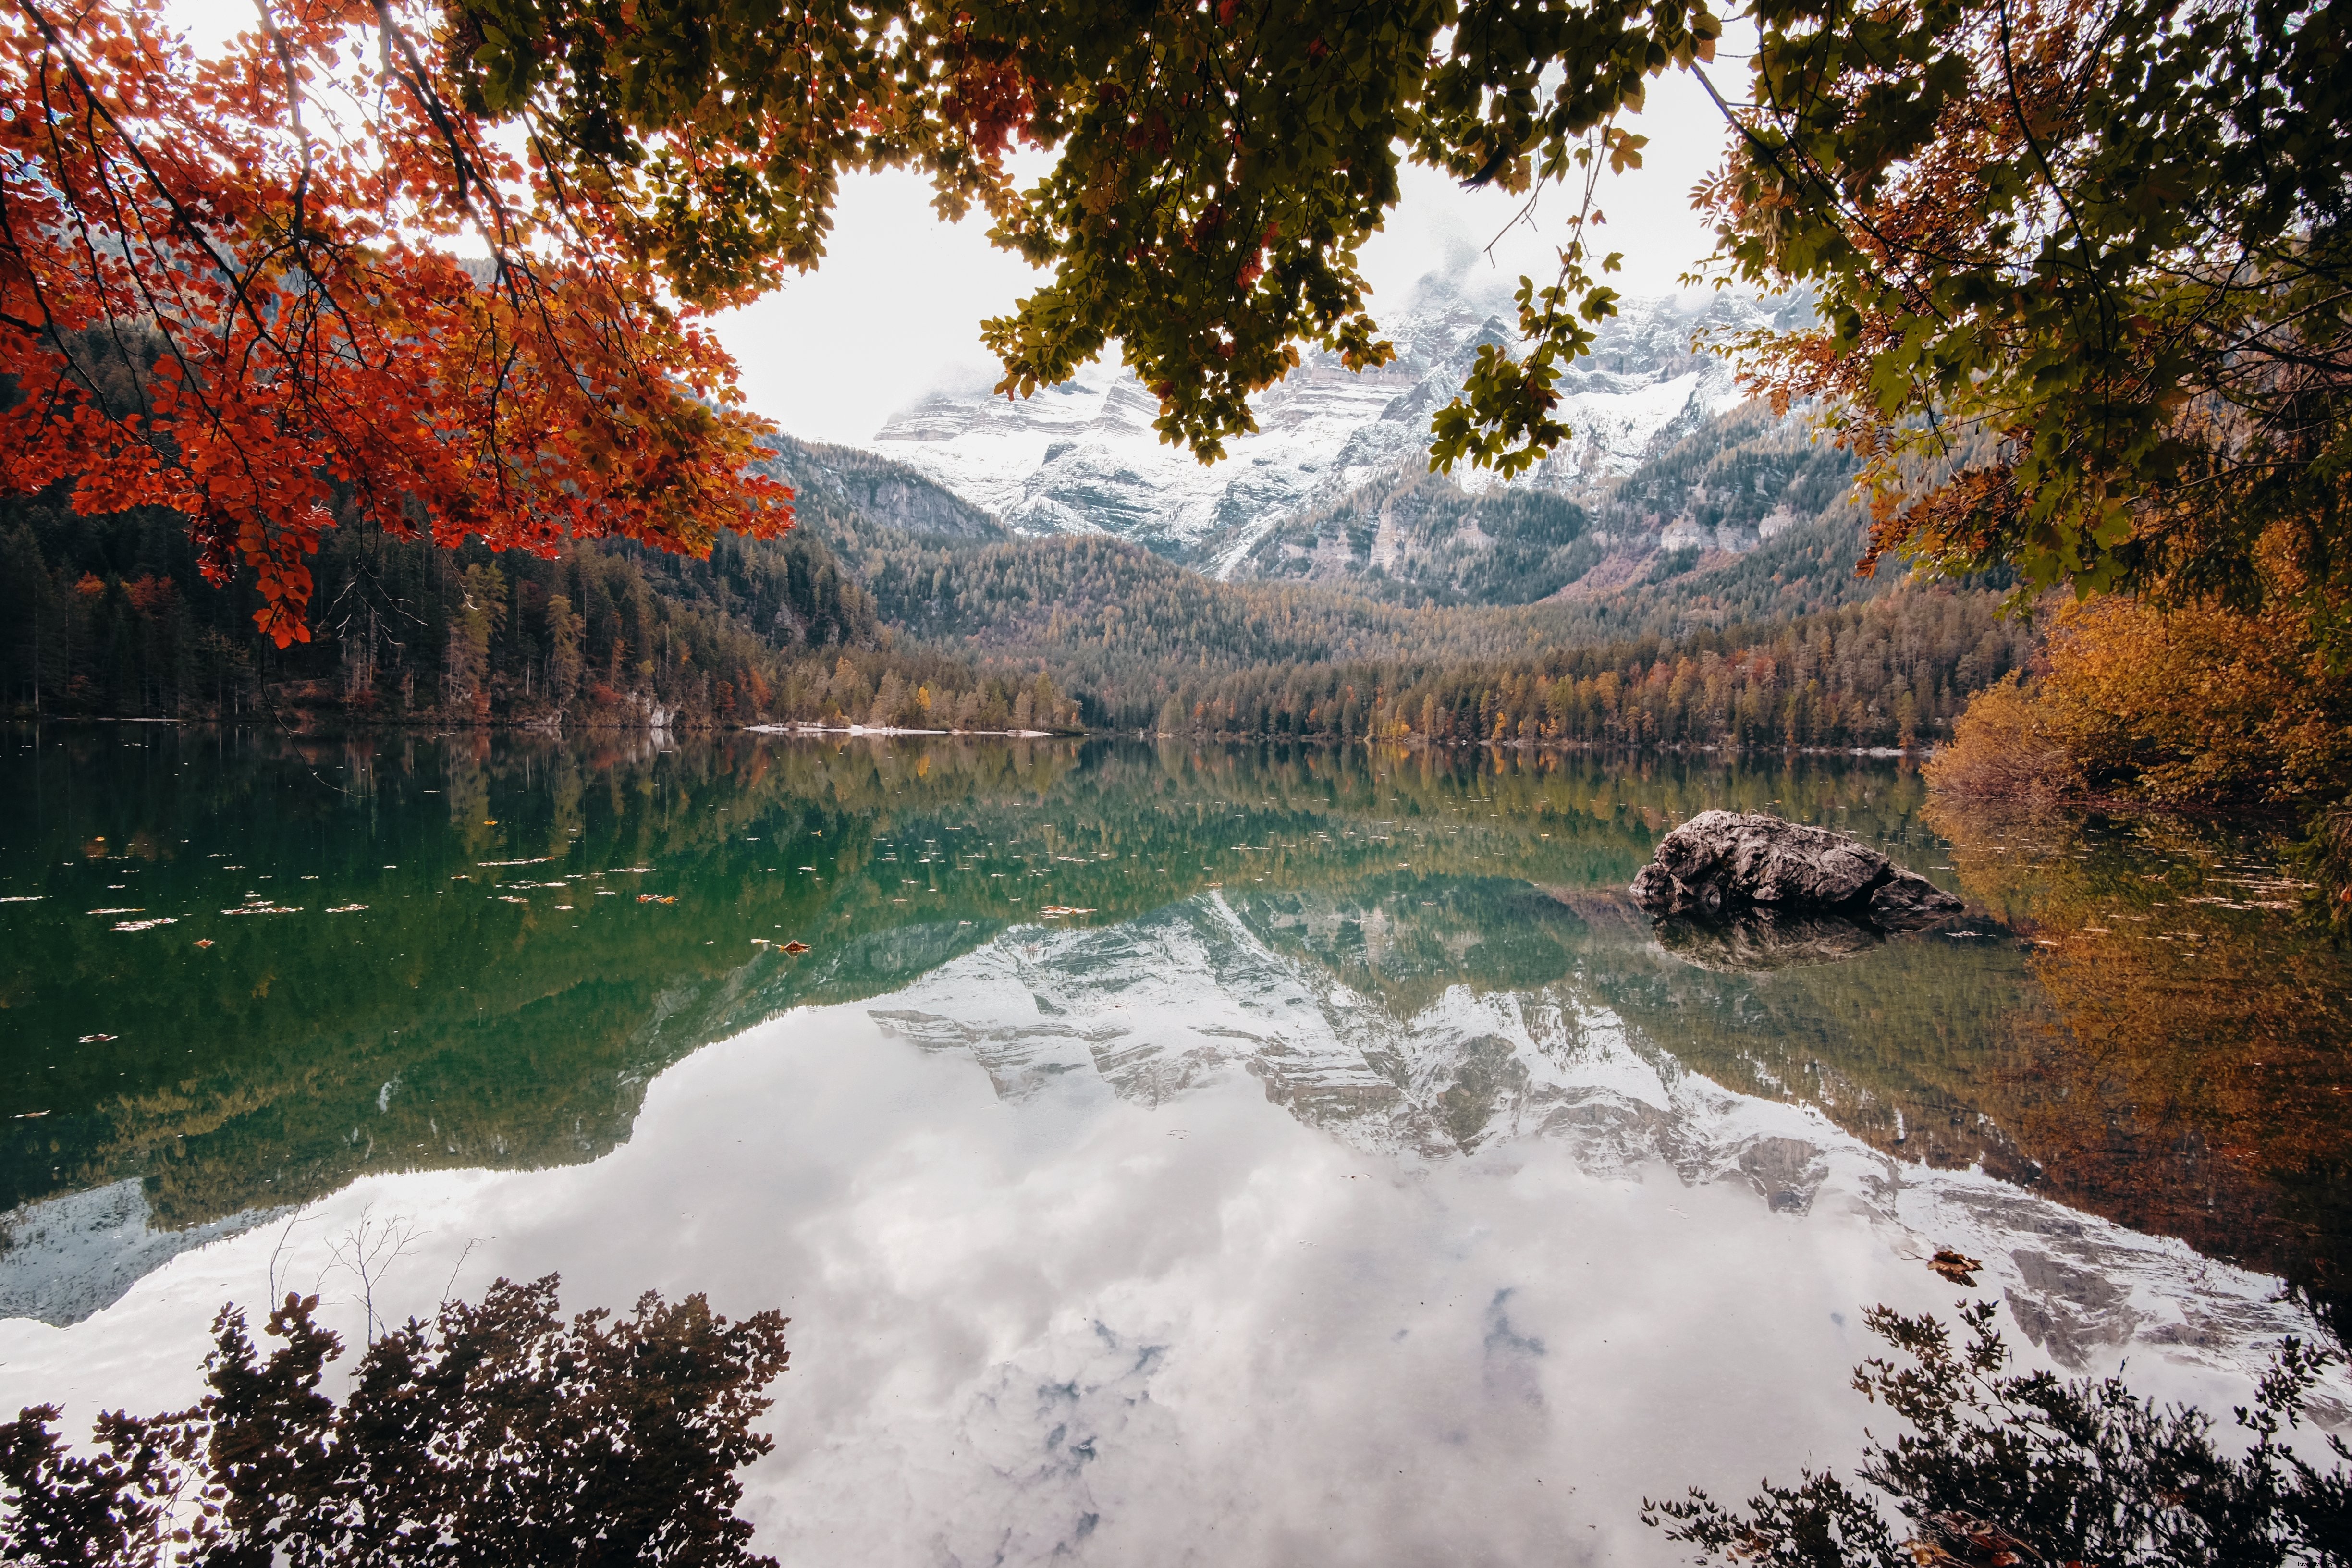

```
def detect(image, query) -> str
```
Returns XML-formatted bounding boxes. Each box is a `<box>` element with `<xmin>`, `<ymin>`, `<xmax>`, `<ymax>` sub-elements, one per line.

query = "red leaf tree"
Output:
<box><xmin>0</xmin><ymin>0</ymin><xmax>791</xmax><ymax>647</ymax></box>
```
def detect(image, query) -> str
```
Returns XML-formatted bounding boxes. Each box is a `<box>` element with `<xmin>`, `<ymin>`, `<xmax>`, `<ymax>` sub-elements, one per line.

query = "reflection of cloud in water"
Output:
<box><xmin>0</xmin><ymin>895</ymin><xmax>2342</xmax><ymax>1567</ymax></box>
<box><xmin>870</xmin><ymin>896</ymin><xmax>2338</xmax><ymax>1384</ymax></box>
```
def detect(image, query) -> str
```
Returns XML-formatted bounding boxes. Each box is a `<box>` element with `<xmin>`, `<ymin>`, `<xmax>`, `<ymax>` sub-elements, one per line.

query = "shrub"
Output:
<box><xmin>1647</xmin><ymin>1302</ymin><xmax>2351</xmax><ymax>1567</ymax></box>
<box><xmin>0</xmin><ymin>1276</ymin><xmax>790</xmax><ymax>1567</ymax></box>
<box><xmin>1921</xmin><ymin>673</ymin><xmax>2082</xmax><ymax>804</ymax></box>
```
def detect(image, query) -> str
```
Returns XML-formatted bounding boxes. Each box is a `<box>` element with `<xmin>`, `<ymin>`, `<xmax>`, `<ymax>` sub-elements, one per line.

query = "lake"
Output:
<box><xmin>2</xmin><ymin>725</ymin><xmax>2347</xmax><ymax>1564</ymax></box>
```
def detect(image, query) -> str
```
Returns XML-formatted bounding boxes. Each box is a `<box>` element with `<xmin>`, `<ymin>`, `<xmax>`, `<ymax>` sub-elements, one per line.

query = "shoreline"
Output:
<box><xmin>0</xmin><ymin>715</ymin><xmax>1936</xmax><ymax>755</ymax></box>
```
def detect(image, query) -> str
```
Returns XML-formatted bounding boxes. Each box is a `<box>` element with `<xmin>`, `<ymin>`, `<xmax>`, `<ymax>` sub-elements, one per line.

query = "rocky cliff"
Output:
<box><xmin>862</xmin><ymin>281</ymin><xmax>1855</xmax><ymax>607</ymax></box>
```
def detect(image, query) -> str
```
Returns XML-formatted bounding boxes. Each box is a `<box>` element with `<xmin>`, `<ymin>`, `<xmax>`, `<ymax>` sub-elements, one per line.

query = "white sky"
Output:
<box><xmin>725</xmin><ymin>76</ymin><xmax>1735</xmax><ymax>445</ymax></box>
<box><xmin>165</xmin><ymin>0</ymin><xmax>1736</xmax><ymax>444</ymax></box>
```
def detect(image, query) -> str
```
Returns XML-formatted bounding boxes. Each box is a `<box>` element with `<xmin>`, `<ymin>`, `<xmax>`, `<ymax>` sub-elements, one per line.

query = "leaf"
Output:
<box><xmin>1927</xmin><ymin>1248</ymin><xmax>1983</xmax><ymax>1286</ymax></box>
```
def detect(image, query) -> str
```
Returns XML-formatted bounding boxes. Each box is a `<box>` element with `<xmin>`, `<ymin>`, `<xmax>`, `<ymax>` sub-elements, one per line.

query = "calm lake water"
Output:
<box><xmin>3</xmin><ymin>725</ymin><xmax>2347</xmax><ymax>1563</ymax></box>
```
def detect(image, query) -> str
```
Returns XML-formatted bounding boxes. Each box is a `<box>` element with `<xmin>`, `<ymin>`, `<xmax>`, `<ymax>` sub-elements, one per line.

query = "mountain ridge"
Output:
<box><xmin>846</xmin><ymin>283</ymin><xmax>1876</xmax><ymax>619</ymax></box>
<box><xmin>863</xmin><ymin>284</ymin><xmax>1801</xmax><ymax>576</ymax></box>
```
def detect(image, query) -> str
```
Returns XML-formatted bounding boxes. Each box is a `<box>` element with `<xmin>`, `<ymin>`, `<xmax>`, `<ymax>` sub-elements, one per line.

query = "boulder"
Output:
<box><xmin>1629</xmin><ymin>810</ymin><xmax>1962</xmax><ymax>928</ymax></box>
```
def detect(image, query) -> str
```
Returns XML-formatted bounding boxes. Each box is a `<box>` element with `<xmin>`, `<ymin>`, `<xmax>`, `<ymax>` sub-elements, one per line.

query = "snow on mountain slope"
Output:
<box><xmin>866</xmin><ymin>282</ymin><xmax>1771</xmax><ymax>576</ymax></box>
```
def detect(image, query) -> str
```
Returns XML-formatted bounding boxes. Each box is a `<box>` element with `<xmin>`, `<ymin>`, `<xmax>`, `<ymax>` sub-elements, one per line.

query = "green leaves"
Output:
<box><xmin>1697</xmin><ymin>0</ymin><xmax>2351</xmax><ymax>633</ymax></box>
<box><xmin>444</xmin><ymin>0</ymin><xmax>1725</xmax><ymax>467</ymax></box>
<box><xmin>434</xmin><ymin>0</ymin><xmax>2343</xmax><ymax>646</ymax></box>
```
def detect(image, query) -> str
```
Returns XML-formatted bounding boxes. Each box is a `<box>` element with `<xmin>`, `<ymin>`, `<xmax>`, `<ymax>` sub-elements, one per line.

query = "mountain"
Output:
<box><xmin>6</xmin><ymin>282</ymin><xmax>1989</xmax><ymax>736</ymax></box>
<box><xmin>1228</xmin><ymin>393</ymin><xmax>1871</xmax><ymax>612</ymax></box>
<box><xmin>875</xmin><ymin>281</ymin><xmax>1806</xmax><ymax>588</ymax></box>
<box><xmin>755</xmin><ymin>433</ymin><xmax>1006</xmax><ymax>548</ymax></box>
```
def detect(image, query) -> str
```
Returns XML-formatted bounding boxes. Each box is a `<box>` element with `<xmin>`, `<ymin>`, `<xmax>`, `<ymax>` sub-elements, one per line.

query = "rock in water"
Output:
<box><xmin>1629</xmin><ymin>810</ymin><xmax>1961</xmax><ymax>927</ymax></box>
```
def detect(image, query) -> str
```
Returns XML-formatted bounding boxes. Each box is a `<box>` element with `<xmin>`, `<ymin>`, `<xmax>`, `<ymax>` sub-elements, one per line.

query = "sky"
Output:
<box><xmin>721</xmin><ymin>76</ymin><xmax>1735</xmax><ymax>444</ymax></box>
<box><xmin>164</xmin><ymin>0</ymin><xmax>1735</xmax><ymax>443</ymax></box>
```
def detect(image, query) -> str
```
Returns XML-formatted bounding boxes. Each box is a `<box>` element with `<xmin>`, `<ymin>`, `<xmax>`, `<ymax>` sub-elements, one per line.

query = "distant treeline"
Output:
<box><xmin>836</xmin><ymin>521</ymin><xmax>2017</xmax><ymax>744</ymax></box>
<box><xmin>3</xmin><ymin>492</ymin><xmax>2017</xmax><ymax>747</ymax></box>
<box><xmin>0</xmin><ymin>499</ymin><xmax>1080</xmax><ymax>732</ymax></box>
<box><xmin>1118</xmin><ymin>585</ymin><xmax>2030</xmax><ymax>748</ymax></box>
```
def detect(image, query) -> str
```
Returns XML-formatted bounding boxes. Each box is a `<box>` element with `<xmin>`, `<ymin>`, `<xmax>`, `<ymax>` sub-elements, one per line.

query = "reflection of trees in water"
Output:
<box><xmin>1656</xmin><ymin>1301</ymin><xmax>2349</xmax><ymax>1567</ymax></box>
<box><xmin>1926</xmin><ymin>799</ymin><xmax>2352</xmax><ymax>1340</ymax></box>
<box><xmin>0</xmin><ymin>733</ymin><xmax>1944</xmax><ymax>1262</ymax></box>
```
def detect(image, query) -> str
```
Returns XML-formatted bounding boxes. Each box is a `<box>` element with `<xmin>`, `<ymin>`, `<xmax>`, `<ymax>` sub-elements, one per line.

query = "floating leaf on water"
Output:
<box><xmin>1928</xmin><ymin>1248</ymin><xmax>1983</xmax><ymax>1286</ymax></box>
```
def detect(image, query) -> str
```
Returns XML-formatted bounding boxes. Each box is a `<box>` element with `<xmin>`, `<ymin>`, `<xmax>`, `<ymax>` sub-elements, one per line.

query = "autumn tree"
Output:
<box><xmin>439</xmin><ymin>0</ymin><xmax>2343</xmax><ymax>622</ymax></box>
<box><xmin>1701</xmin><ymin>0</ymin><xmax>2350</xmax><ymax>641</ymax></box>
<box><xmin>1</xmin><ymin>0</ymin><xmax>791</xmax><ymax>649</ymax></box>
<box><xmin>12</xmin><ymin>0</ymin><xmax>2341</xmax><ymax>656</ymax></box>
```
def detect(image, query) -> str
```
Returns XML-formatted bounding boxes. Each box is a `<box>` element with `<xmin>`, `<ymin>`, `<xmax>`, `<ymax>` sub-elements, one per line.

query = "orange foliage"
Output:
<box><xmin>1925</xmin><ymin>802</ymin><xmax>2352</xmax><ymax>1330</ymax></box>
<box><xmin>1921</xmin><ymin>673</ymin><xmax>2082</xmax><ymax>805</ymax></box>
<box><xmin>0</xmin><ymin>0</ymin><xmax>791</xmax><ymax>647</ymax></box>
<box><xmin>1931</xmin><ymin>588</ymin><xmax>2352</xmax><ymax>810</ymax></box>
<box><xmin>2034</xmin><ymin>597</ymin><xmax>2352</xmax><ymax>807</ymax></box>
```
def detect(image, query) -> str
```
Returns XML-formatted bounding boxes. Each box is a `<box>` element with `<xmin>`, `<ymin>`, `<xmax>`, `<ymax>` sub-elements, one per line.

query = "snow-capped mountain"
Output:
<box><xmin>866</xmin><ymin>280</ymin><xmax>1787</xmax><ymax>579</ymax></box>
<box><xmin>0</xmin><ymin>1181</ymin><xmax>288</xmax><ymax>1327</ymax></box>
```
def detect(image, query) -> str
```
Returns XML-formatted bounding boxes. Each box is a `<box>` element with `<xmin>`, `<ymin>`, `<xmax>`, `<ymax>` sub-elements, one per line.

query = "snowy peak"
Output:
<box><xmin>865</xmin><ymin>288</ymin><xmax>1770</xmax><ymax>575</ymax></box>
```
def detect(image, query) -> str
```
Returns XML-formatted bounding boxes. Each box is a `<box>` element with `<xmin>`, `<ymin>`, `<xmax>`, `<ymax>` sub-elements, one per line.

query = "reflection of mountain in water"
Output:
<box><xmin>0</xmin><ymin>732</ymin><xmax>1892</xmax><ymax>1243</ymax></box>
<box><xmin>6</xmin><ymin>731</ymin><xmax>2346</xmax><ymax>1359</ymax></box>
<box><xmin>868</xmin><ymin>893</ymin><xmax>2335</xmax><ymax>1385</ymax></box>
<box><xmin>0</xmin><ymin>1180</ymin><xmax>288</xmax><ymax>1325</ymax></box>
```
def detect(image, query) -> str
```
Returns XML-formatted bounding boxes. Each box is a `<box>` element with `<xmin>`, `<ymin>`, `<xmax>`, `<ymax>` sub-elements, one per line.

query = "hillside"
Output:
<box><xmin>2</xmin><ymin>284</ymin><xmax>2022</xmax><ymax>746</ymax></box>
<box><xmin>859</xmin><ymin>284</ymin><xmax>1838</xmax><ymax>598</ymax></box>
<box><xmin>1224</xmin><ymin>400</ymin><xmax>1871</xmax><ymax>612</ymax></box>
<box><xmin>833</xmin><ymin>283</ymin><xmax>1926</xmax><ymax>637</ymax></box>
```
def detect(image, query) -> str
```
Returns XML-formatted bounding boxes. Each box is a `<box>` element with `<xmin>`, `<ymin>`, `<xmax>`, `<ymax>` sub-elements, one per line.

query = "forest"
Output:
<box><xmin>1</xmin><ymin>484</ymin><xmax>2022</xmax><ymax>752</ymax></box>
<box><xmin>0</xmin><ymin>496</ymin><xmax>1084</xmax><ymax>735</ymax></box>
<box><xmin>1121</xmin><ymin>585</ymin><xmax>2027</xmax><ymax>747</ymax></box>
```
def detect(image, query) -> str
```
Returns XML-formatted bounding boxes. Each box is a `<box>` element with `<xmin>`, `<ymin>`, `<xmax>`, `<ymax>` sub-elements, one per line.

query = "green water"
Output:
<box><xmin>1</xmin><ymin>724</ymin><xmax>2345</xmax><ymax>1333</ymax></box>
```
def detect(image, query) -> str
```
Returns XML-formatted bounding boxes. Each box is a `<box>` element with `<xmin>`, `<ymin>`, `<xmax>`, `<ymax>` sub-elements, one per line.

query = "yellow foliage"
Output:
<box><xmin>1921</xmin><ymin>673</ymin><xmax>2082</xmax><ymax>804</ymax></box>
<box><xmin>2038</xmin><ymin>597</ymin><xmax>2352</xmax><ymax>804</ymax></box>
<box><xmin>1931</xmin><ymin>595</ymin><xmax>2352</xmax><ymax>807</ymax></box>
